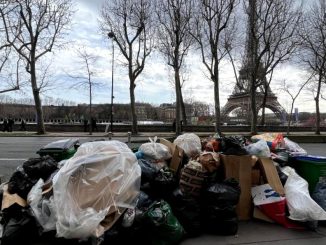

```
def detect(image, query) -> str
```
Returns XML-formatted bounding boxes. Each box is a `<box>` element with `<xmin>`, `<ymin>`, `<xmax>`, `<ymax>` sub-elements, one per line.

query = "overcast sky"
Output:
<box><xmin>4</xmin><ymin>0</ymin><xmax>326</xmax><ymax>114</ymax></box>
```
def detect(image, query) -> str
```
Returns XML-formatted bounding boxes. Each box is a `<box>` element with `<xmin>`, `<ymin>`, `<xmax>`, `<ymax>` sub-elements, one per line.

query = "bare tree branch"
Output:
<box><xmin>0</xmin><ymin>0</ymin><xmax>74</xmax><ymax>134</ymax></box>
<box><xmin>101</xmin><ymin>0</ymin><xmax>153</xmax><ymax>134</ymax></box>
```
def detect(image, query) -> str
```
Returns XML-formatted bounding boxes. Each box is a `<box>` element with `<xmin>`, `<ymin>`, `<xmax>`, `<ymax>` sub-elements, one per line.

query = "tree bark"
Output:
<box><xmin>213</xmin><ymin>62</ymin><xmax>221</xmax><ymax>134</ymax></box>
<box><xmin>130</xmin><ymin>78</ymin><xmax>138</xmax><ymax>134</ymax></box>
<box><xmin>250</xmin><ymin>74</ymin><xmax>257</xmax><ymax>135</ymax></box>
<box><xmin>260</xmin><ymin>86</ymin><xmax>268</xmax><ymax>125</ymax></box>
<box><xmin>287</xmin><ymin>102</ymin><xmax>294</xmax><ymax>135</ymax></box>
<box><xmin>30</xmin><ymin>59</ymin><xmax>45</xmax><ymax>134</ymax></box>
<box><xmin>175</xmin><ymin>67</ymin><xmax>182</xmax><ymax>135</ymax></box>
<box><xmin>315</xmin><ymin>76</ymin><xmax>322</xmax><ymax>135</ymax></box>
<box><xmin>180</xmin><ymin>88</ymin><xmax>187</xmax><ymax>126</ymax></box>
<box><xmin>89</xmin><ymin>82</ymin><xmax>92</xmax><ymax>135</ymax></box>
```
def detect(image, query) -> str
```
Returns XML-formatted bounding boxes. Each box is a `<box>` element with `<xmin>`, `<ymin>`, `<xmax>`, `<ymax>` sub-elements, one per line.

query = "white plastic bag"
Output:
<box><xmin>245</xmin><ymin>140</ymin><xmax>270</xmax><ymax>157</ymax></box>
<box><xmin>283</xmin><ymin>167</ymin><xmax>326</xmax><ymax>221</ymax></box>
<box><xmin>27</xmin><ymin>179</ymin><xmax>57</xmax><ymax>232</ymax></box>
<box><xmin>139</xmin><ymin>136</ymin><xmax>171</xmax><ymax>160</ymax></box>
<box><xmin>53</xmin><ymin>141</ymin><xmax>141</xmax><ymax>239</ymax></box>
<box><xmin>284</xmin><ymin>137</ymin><xmax>307</xmax><ymax>156</ymax></box>
<box><xmin>173</xmin><ymin>133</ymin><xmax>201</xmax><ymax>157</ymax></box>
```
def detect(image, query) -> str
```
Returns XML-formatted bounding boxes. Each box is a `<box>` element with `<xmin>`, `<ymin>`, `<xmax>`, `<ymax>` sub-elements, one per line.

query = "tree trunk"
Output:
<box><xmin>175</xmin><ymin>67</ymin><xmax>182</xmax><ymax>135</ymax></box>
<box><xmin>213</xmin><ymin>63</ymin><xmax>221</xmax><ymax>134</ymax></box>
<box><xmin>260</xmin><ymin>86</ymin><xmax>268</xmax><ymax>125</ymax></box>
<box><xmin>315</xmin><ymin>76</ymin><xmax>322</xmax><ymax>135</ymax></box>
<box><xmin>287</xmin><ymin>102</ymin><xmax>294</xmax><ymax>135</ymax></box>
<box><xmin>30</xmin><ymin>60</ymin><xmax>45</xmax><ymax>134</ymax></box>
<box><xmin>89</xmin><ymin>82</ymin><xmax>92</xmax><ymax>135</ymax></box>
<box><xmin>180</xmin><ymin>89</ymin><xmax>187</xmax><ymax>126</ymax></box>
<box><xmin>250</xmin><ymin>74</ymin><xmax>257</xmax><ymax>135</ymax></box>
<box><xmin>130</xmin><ymin>78</ymin><xmax>138</xmax><ymax>134</ymax></box>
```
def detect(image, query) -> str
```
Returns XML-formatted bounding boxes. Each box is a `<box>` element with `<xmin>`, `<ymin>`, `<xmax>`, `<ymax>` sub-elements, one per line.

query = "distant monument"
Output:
<box><xmin>221</xmin><ymin>0</ymin><xmax>286</xmax><ymax>124</ymax></box>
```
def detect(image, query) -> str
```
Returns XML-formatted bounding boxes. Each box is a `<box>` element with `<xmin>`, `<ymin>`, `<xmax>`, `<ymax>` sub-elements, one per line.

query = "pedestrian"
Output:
<box><xmin>8</xmin><ymin>117</ymin><xmax>14</xmax><ymax>132</ymax></box>
<box><xmin>92</xmin><ymin>118</ymin><xmax>98</xmax><ymax>132</ymax></box>
<box><xmin>2</xmin><ymin>118</ymin><xmax>8</xmax><ymax>132</ymax></box>
<box><xmin>172</xmin><ymin>119</ymin><xmax>176</xmax><ymax>132</ymax></box>
<box><xmin>20</xmin><ymin>119</ymin><xmax>26</xmax><ymax>131</ymax></box>
<box><xmin>83</xmin><ymin>119</ymin><xmax>88</xmax><ymax>132</ymax></box>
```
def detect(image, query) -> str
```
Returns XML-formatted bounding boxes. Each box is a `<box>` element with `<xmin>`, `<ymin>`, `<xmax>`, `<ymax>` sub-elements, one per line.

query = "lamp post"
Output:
<box><xmin>108</xmin><ymin>32</ymin><xmax>115</xmax><ymax>132</ymax></box>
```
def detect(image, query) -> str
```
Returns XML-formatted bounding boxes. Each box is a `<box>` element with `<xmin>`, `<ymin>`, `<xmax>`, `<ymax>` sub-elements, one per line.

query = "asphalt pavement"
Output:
<box><xmin>0</xmin><ymin>135</ymin><xmax>326</xmax><ymax>244</ymax></box>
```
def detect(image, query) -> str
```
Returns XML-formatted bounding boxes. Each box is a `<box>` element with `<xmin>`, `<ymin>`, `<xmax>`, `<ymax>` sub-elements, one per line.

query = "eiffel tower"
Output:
<box><xmin>221</xmin><ymin>0</ymin><xmax>286</xmax><ymax>124</ymax></box>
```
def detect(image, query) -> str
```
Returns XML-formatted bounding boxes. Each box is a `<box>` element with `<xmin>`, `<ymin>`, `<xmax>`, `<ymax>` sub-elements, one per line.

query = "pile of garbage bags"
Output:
<box><xmin>1</xmin><ymin>132</ymin><xmax>326</xmax><ymax>245</ymax></box>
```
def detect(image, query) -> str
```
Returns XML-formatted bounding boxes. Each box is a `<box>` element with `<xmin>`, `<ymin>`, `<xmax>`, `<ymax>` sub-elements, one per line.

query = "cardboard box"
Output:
<box><xmin>258</xmin><ymin>157</ymin><xmax>285</xmax><ymax>196</ymax></box>
<box><xmin>159</xmin><ymin>138</ymin><xmax>184</xmax><ymax>174</ymax></box>
<box><xmin>221</xmin><ymin>154</ymin><xmax>258</xmax><ymax>221</ymax></box>
<box><xmin>221</xmin><ymin>154</ymin><xmax>285</xmax><ymax>221</ymax></box>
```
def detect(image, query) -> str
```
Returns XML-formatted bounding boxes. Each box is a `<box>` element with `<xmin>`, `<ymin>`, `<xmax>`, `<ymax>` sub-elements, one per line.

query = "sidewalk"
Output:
<box><xmin>182</xmin><ymin>220</ymin><xmax>326</xmax><ymax>245</ymax></box>
<box><xmin>0</xmin><ymin>131</ymin><xmax>325</xmax><ymax>143</ymax></box>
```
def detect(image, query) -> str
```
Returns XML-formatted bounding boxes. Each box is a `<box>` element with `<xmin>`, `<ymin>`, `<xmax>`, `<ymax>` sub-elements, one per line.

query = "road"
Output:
<box><xmin>0</xmin><ymin>136</ymin><xmax>325</xmax><ymax>181</ymax></box>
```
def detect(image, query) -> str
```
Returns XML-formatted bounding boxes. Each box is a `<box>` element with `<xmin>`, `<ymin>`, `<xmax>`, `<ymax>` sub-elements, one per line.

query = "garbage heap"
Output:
<box><xmin>1</xmin><ymin>133</ymin><xmax>326</xmax><ymax>245</ymax></box>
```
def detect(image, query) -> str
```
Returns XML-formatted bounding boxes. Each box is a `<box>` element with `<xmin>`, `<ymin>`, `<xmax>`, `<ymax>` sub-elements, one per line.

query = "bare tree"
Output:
<box><xmin>282</xmin><ymin>75</ymin><xmax>312</xmax><ymax>135</ymax></box>
<box><xmin>0</xmin><ymin>2</ymin><xmax>21</xmax><ymax>94</ymax></box>
<box><xmin>0</xmin><ymin>0</ymin><xmax>73</xmax><ymax>134</ymax></box>
<box><xmin>300</xmin><ymin>0</ymin><xmax>326</xmax><ymax>135</ymax></box>
<box><xmin>67</xmin><ymin>47</ymin><xmax>101</xmax><ymax>135</ymax></box>
<box><xmin>245</xmin><ymin>0</ymin><xmax>301</xmax><ymax>134</ymax></box>
<box><xmin>101</xmin><ymin>0</ymin><xmax>153</xmax><ymax>135</ymax></box>
<box><xmin>155</xmin><ymin>0</ymin><xmax>194</xmax><ymax>135</ymax></box>
<box><xmin>192</xmin><ymin>0</ymin><xmax>238</xmax><ymax>134</ymax></box>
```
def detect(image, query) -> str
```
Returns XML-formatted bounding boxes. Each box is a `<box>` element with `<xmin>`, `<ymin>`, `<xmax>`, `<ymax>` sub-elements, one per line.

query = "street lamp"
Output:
<box><xmin>108</xmin><ymin>32</ymin><xmax>115</xmax><ymax>132</ymax></box>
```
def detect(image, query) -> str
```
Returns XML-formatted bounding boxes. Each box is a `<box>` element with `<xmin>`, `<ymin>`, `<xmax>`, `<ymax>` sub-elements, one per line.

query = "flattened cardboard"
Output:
<box><xmin>159</xmin><ymin>138</ymin><xmax>184</xmax><ymax>174</ymax></box>
<box><xmin>221</xmin><ymin>154</ymin><xmax>258</xmax><ymax>221</ymax></box>
<box><xmin>1</xmin><ymin>184</ymin><xmax>27</xmax><ymax>210</ymax></box>
<box><xmin>258</xmin><ymin>158</ymin><xmax>285</xmax><ymax>196</ymax></box>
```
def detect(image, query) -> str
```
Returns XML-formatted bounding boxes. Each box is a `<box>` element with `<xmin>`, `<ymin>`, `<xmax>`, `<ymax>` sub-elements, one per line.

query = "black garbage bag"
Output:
<box><xmin>170</xmin><ymin>188</ymin><xmax>201</xmax><ymax>237</ymax></box>
<box><xmin>272</xmin><ymin>150</ymin><xmax>289</xmax><ymax>167</ymax></box>
<box><xmin>138</xmin><ymin>159</ymin><xmax>160</xmax><ymax>184</ymax></box>
<box><xmin>151</xmin><ymin>167</ymin><xmax>177</xmax><ymax>200</ymax></box>
<box><xmin>7</xmin><ymin>167</ymin><xmax>38</xmax><ymax>200</ymax></box>
<box><xmin>312</xmin><ymin>181</ymin><xmax>326</xmax><ymax>211</ymax></box>
<box><xmin>144</xmin><ymin>200</ymin><xmax>184</xmax><ymax>245</ymax></box>
<box><xmin>8</xmin><ymin>156</ymin><xmax>58</xmax><ymax>200</ymax></box>
<box><xmin>220</xmin><ymin>136</ymin><xmax>248</xmax><ymax>155</ymax></box>
<box><xmin>102</xmin><ymin>223</ymin><xmax>124</xmax><ymax>245</ymax></box>
<box><xmin>203</xmin><ymin>178</ymin><xmax>241</xmax><ymax>207</ymax></box>
<box><xmin>1</xmin><ymin>204</ymin><xmax>39</xmax><ymax>245</ymax></box>
<box><xmin>137</xmin><ymin>191</ymin><xmax>154</xmax><ymax>210</ymax></box>
<box><xmin>204</xmin><ymin>205</ymin><xmax>237</xmax><ymax>221</ymax></box>
<box><xmin>103</xmin><ymin>191</ymin><xmax>155</xmax><ymax>245</ymax></box>
<box><xmin>201</xmin><ymin>179</ymin><xmax>240</xmax><ymax>236</ymax></box>
<box><xmin>22</xmin><ymin>156</ymin><xmax>57</xmax><ymax>180</ymax></box>
<box><xmin>276</xmin><ymin>165</ymin><xmax>288</xmax><ymax>186</ymax></box>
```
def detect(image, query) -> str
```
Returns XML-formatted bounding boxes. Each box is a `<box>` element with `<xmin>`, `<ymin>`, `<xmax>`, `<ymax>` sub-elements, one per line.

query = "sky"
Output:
<box><xmin>3</xmin><ymin>0</ymin><xmax>326</xmax><ymax>114</ymax></box>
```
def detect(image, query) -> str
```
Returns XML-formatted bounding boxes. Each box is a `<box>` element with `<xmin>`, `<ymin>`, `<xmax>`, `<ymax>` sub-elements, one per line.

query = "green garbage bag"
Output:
<box><xmin>145</xmin><ymin>200</ymin><xmax>184</xmax><ymax>245</ymax></box>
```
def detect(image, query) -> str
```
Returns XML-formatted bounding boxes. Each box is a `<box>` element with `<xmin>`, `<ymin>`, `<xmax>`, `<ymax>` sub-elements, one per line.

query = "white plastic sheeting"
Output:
<box><xmin>53</xmin><ymin>141</ymin><xmax>141</xmax><ymax>238</ymax></box>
